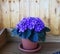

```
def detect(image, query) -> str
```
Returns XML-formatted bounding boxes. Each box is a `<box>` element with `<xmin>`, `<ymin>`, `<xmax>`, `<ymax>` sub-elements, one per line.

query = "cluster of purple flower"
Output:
<box><xmin>16</xmin><ymin>17</ymin><xmax>45</xmax><ymax>32</ymax></box>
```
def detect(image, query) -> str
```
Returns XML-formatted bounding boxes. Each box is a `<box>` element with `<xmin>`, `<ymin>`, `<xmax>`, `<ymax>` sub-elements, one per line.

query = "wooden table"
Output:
<box><xmin>0</xmin><ymin>42</ymin><xmax>60</xmax><ymax>54</ymax></box>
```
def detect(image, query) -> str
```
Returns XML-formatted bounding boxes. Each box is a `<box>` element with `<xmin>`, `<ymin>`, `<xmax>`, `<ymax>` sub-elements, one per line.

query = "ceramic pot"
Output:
<box><xmin>21</xmin><ymin>38</ymin><xmax>37</xmax><ymax>50</ymax></box>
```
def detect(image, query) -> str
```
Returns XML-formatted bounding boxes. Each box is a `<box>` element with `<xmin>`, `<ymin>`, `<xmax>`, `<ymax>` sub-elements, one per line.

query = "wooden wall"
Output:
<box><xmin>0</xmin><ymin>0</ymin><xmax>60</xmax><ymax>35</ymax></box>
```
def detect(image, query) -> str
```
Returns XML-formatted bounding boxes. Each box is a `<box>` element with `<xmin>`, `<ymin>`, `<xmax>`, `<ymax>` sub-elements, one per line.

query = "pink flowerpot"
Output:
<box><xmin>21</xmin><ymin>38</ymin><xmax>37</xmax><ymax>50</ymax></box>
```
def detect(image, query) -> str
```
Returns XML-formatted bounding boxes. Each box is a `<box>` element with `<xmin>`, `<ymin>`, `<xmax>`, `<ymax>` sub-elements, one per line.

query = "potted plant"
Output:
<box><xmin>12</xmin><ymin>17</ymin><xmax>50</xmax><ymax>52</ymax></box>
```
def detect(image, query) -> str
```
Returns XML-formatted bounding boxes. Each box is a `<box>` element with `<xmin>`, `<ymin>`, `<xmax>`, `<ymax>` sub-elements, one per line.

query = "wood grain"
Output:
<box><xmin>10</xmin><ymin>0</ymin><xmax>19</xmax><ymax>28</ymax></box>
<box><xmin>0</xmin><ymin>0</ymin><xmax>3</xmax><ymax>29</ymax></box>
<box><xmin>0</xmin><ymin>0</ymin><xmax>60</xmax><ymax>35</ymax></box>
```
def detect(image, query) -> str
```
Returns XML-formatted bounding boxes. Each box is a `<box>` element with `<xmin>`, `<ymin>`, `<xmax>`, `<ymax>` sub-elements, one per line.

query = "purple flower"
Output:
<box><xmin>16</xmin><ymin>17</ymin><xmax>45</xmax><ymax>32</ymax></box>
<box><xmin>16</xmin><ymin>18</ymin><xmax>28</xmax><ymax>32</ymax></box>
<box><xmin>27</xmin><ymin>17</ymin><xmax>37</xmax><ymax>30</ymax></box>
<box><xmin>34</xmin><ymin>18</ymin><xmax>45</xmax><ymax>32</ymax></box>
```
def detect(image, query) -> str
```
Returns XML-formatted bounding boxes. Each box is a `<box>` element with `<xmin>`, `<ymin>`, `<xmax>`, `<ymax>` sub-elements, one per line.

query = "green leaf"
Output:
<box><xmin>20</xmin><ymin>29</ymin><xmax>31</xmax><ymax>39</ymax></box>
<box><xmin>29</xmin><ymin>31</ymin><xmax>39</xmax><ymax>42</ymax></box>
<box><xmin>11</xmin><ymin>28</ymin><xmax>19</xmax><ymax>37</ymax></box>
<box><xmin>38</xmin><ymin>30</ymin><xmax>46</xmax><ymax>37</ymax></box>
<box><xmin>38</xmin><ymin>31</ymin><xmax>46</xmax><ymax>41</ymax></box>
<box><xmin>41</xmin><ymin>36</ymin><xmax>46</xmax><ymax>41</ymax></box>
<box><xmin>44</xmin><ymin>27</ymin><xmax>50</xmax><ymax>32</ymax></box>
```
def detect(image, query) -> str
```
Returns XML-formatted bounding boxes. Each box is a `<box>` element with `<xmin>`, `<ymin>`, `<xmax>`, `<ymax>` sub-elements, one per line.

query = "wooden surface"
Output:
<box><xmin>0</xmin><ymin>29</ymin><xmax>7</xmax><ymax>48</ymax></box>
<box><xmin>1</xmin><ymin>42</ymin><xmax>60</xmax><ymax>54</ymax></box>
<box><xmin>0</xmin><ymin>0</ymin><xmax>60</xmax><ymax>35</ymax></box>
<box><xmin>0</xmin><ymin>29</ymin><xmax>60</xmax><ymax>54</ymax></box>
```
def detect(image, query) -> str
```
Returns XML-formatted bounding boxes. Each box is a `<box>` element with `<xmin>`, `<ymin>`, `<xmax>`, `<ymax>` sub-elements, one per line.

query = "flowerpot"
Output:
<box><xmin>21</xmin><ymin>38</ymin><xmax>37</xmax><ymax>50</ymax></box>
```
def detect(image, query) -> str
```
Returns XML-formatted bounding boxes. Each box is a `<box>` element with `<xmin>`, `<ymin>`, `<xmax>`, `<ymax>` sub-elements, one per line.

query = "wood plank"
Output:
<box><xmin>10</xmin><ymin>0</ymin><xmax>19</xmax><ymax>28</ymax></box>
<box><xmin>39</xmin><ymin>0</ymin><xmax>45</xmax><ymax>21</ymax></box>
<box><xmin>0</xmin><ymin>0</ymin><xmax>1</xmax><ymax>24</ymax></box>
<box><xmin>35</xmin><ymin>0</ymin><xmax>40</xmax><ymax>17</ymax></box>
<box><xmin>1</xmin><ymin>0</ymin><xmax>10</xmax><ymax>28</ymax></box>
<box><xmin>39</xmin><ymin>0</ymin><xmax>50</xmax><ymax>26</ymax></box>
<box><xmin>22</xmin><ymin>0</ymin><xmax>30</xmax><ymax>17</ymax></box>
<box><xmin>56</xmin><ymin>1</ymin><xmax>60</xmax><ymax>34</ymax></box>
<box><xmin>19</xmin><ymin>0</ymin><xmax>30</xmax><ymax>20</ymax></box>
<box><xmin>29</xmin><ymin>0</ymin><xmax>36</xmax><ymax>17</ymax></box>
<box><xmin>50</xmin><ymin>0</ymin><xmax>60</xmax><ymax>35</ymax></box>
<box><xmin>0</xmin><ymin>0</ymin><xmax>3</xmax><ymax>29</ymax></box>
<box><xmin>19</xmin><ymin>0</ymin><xmax>24</xmax><ymax>20</ymax></box>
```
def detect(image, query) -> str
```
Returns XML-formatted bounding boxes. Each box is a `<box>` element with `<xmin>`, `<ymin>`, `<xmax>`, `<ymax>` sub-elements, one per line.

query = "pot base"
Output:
<box><xmin>18</xmin><ymin>43</ymin><xmax>42</xmax><ymax>52</ymax></box>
